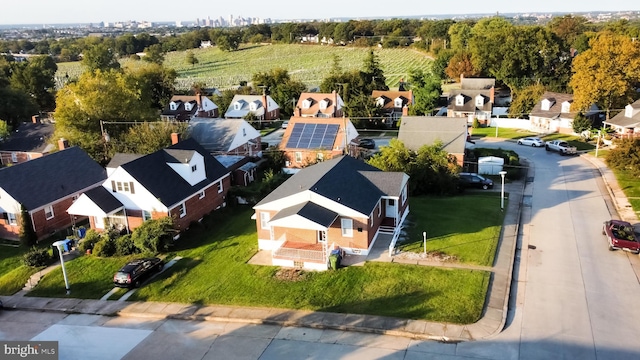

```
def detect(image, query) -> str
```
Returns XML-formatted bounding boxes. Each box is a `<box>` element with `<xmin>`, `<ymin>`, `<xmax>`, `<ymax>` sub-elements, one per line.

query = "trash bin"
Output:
<box><xmin>64</xmin><ymin>239</ymin><xmax>73</xmax><ymax>252</ymax></box>
<box><xmin>77</xmin><ymin>227</ymin><xmax>87</xmax><ymax>239</ymax></box>
<box><xmin>329</xmin><ymin>249</ymin><xmax>342</xmax><ymax>270</ymax></box>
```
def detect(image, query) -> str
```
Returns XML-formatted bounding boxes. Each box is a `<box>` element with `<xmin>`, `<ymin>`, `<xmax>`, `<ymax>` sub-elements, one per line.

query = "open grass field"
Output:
<box><xmin>55</xmin><ymin>44</ymin><xmax>434</xmax><ymax>91</ymax></box>
<box><xmin>29</xmin><ymin>202</ymin><xmax>492</xmax><ymax>324</ymax></box>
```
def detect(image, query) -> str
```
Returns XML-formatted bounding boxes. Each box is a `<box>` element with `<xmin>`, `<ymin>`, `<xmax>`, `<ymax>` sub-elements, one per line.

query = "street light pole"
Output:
<box><xmin>423</xmin><ymin>231</ymin><xmax>427</xmax><ymax>255</ymax></box>
<box><xmin>52</xmin><ymin>240</ymin><xmax>70</xmax><ymax>294</ymax></box>
<box><xmin>499</xmin><ymin>171</ymin><xmax>507</xmax><ymax>210</ymax></box>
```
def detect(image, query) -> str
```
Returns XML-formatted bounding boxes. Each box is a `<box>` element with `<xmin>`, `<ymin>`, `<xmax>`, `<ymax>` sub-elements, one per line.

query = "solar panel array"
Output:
<box><xmin>286</xmin><ymin>123</ymin><xmax>339</xmax><ymax>149</ymax></box>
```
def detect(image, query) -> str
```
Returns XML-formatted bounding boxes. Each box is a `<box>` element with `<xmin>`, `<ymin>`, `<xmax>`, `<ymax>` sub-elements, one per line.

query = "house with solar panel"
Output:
<box><xmin>252</xmin><ymin>155</ymin><xmax>410</xmax><ymax>270</ymax></box>
<box><xmin>279</xmin><ymin>116</ymin><xmax>359</xmax><ymax>173</ymax></box>
<box><xmin>0</xmin><ymin>141</ymin><xmax>106</xmax><ymax>241</ymax></box>
<box><xmin>67</xmin><ymin>137</ymin><xmax>231</xmax><ymax>234</ymax></box>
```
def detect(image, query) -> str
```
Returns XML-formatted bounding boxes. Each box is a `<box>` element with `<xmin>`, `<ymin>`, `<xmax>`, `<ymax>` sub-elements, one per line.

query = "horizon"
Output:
<box><xmin>0</xmin><ymin>0</ymin><xmax>638</xmax><ymax>26</ymax></box>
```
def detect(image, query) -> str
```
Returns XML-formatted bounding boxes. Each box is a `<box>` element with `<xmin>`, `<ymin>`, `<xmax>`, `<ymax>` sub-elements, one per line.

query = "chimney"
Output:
<box><xmin>460</xmin><ymin>73</ymin><xmax>464</xmax><ymax>83</ymax></box>
<box><xmin>195</xmin><ymin>92</ymin><xmax>207</xmax><ymax>117</ymax></box>
<box><xmin>58</xmin><ymin>138</ymin><xmax>69</xmax><ymax>150</ymax></box>
<box><xmin>333</xmin><ymin>90</ymin><xmax>338</xmax><ymax>116</ymax></box>
<box><xmin>489</xmin><ymin>87</ymin><xmax>495</xmax><ymax>104</ymax></box>
<box><xmin>262</xmin><ymin>94</ymin><xmax>269</xmax><ymax>119</ymax></box>
<box><xmin>402</xmin><ymin>105</ymin><xmax>408</xmax><ymax>116</ymax></box>
<box><xmin>295</xmin><ymin>107</ymin><xmax>301</xmax><ymax>117</ymax></box>
<box><xmin>171</xmin><ymin>133</ymin><xmax>180</xmax><ymax>145</ymax></box>
<box><xmin>32</xmin><ymin>114</ymin><xmax>40</xmax><ymax>124</ymax></box>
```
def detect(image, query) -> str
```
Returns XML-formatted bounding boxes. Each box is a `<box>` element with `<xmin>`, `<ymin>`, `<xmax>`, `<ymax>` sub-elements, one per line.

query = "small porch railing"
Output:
<box><xmin>272</xmin><ymin>240</ymin><xmax>326</xmax><ymax>263</ymax></box>
<box><xmin>388</xmin><ymin>225</ymin><xmax>403</xmax><ymax>257</ymax></box>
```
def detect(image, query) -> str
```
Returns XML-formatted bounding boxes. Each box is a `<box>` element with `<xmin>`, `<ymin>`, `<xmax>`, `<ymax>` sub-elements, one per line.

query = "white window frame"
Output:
<box><xmin>184</xmin><ymin>102</ymin><xmax>193</xmax><ymax>111</ymax></box>
<box><xmin>302</xmin><ymin>99</ymin><xmax>311</xmax><ymax>109</ymax></box>
<box><xmin>475</xmin><ymin>95</ymin><xmax>484</xmax><ymax>107</ymax></box>
<box><xmin>234</xmin><ymin>102</ymin><xmax>242</xmax><ymax>110</ymax></box>
<box><xmin>178</xmin><ymin>203</ymin><xmax>186</xmax><ymax>218</ymax></box>
<box><xmin>260</xmin><ymin>212</ymin><xmax>270</xmax><ymax>229</ymax></box>
<box><xmin>319</xmin><ymin>100</ymin><xmax>328</xmax><ymax>110</ymax></box>
<box><xmin>191</xmin><ymin>165</ymin><xmax>197</xmax><ymax>172</ymax></box>
<box><xmin>7</xmin><ymin>213</ymin><xmax>17</xmax><ymax>226</ymax></box>
<box><xmin>44</xmin><ymin>205</ymin><xmax>54</xmax><ymax>220</ymax></box>
<box><xmin>402</xmin><ymin>185</ymin><xmax>408</xmax><ymax>204</ymax></box>
<box><xmin>199</xmin><ymin>190</ymin><xmax>205</xmax><ymax>199</ymax></box>
<box><xmin>394</xmin><ymin>98</ymin><xmax>403</xmax><ymax>108</ymax></box>
<box><xmin>376</xmin><ymin>97</ymin><xmax>385</xmax><ymax>107</ymax></box>
<box><xmin>455</xmin><ymin>95</ymin><xmax>464</xmax><ymax>106</ymax></box>
<box><xmin>217</xmin><ymin>180</ymin><xmax>223</xmax><ymax>193</ymax></box>
<box><xmin>341</xmin><ymin>218</ymin><xmax>353</xmax><ymax>237</ymax></box>
<box><xmin>295</xmin><ymin>152</ymin><xmax>302</xmax><ymax>163</ymax></box>
<box><xmin>11</xmin><ymin>152</ymin><xmax>17</xmax><ymax>163</ymax></box>
<box><xmin>170</xmin><ymin>102</ymin><xmax>178</xmax><ymax>111</ymax></box>
<box><xmin>142</xmin><ymin>210</ymin><xmax>152</xmax><ymax>221</ymax></box>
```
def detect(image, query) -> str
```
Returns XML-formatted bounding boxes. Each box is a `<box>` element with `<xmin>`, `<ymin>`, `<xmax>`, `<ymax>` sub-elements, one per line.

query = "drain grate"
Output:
<box><xmin>523</xmin><ymin>195</ymin><xmax>532</xmax><ymax>207</ymax></box>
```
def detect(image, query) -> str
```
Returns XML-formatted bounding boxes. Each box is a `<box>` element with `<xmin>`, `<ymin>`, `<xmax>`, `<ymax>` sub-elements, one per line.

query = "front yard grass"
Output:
<box><xmin>470</xmin><ymin>127</ymin><xmax>535</xmax><ymax>140</ymax></box>
<box><xmin>612</xmin><ymin>169</ymin><xmax>640</xmax><ymax>216</ymax></box>
<box><xmin>398</xmin><ymin>194</ymin><xmax>505</xmax><ymax>266</ymax></box>
<box><xmin>0</xmin><ymin>245</ymin><xmax>42</xmax><ymax>295</ymax></box>
<box><xmin>27</xmin><ymin>204</ymin><xmax>494</xmax><ymax>324</ymax></box>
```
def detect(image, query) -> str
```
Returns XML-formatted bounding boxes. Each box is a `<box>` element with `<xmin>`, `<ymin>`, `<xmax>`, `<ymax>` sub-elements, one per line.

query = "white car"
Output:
<box><xmin>517</xmin><ymin>137</ymin><xmax>545</xmax><ymax>147</ymax></box>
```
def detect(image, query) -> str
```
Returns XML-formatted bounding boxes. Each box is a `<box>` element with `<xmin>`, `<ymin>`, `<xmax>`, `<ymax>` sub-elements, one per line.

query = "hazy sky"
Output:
<box><xmin>0</xmin><ymin>0</ymin><xmax>637</xmax><ymax>25</ymax></box>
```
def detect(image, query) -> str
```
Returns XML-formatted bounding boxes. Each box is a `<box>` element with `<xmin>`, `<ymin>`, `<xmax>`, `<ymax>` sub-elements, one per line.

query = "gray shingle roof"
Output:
<box><xmin>188</xmin><ymin>118</ymin><xmax>245</xmax><ymax>153</ymax></box>
<box><xmin>398</xmin><ymin>116</ymin><xmax>468</xmax><ymax>154</ymax></box>
<box><xmin>0</xmin><ymin>122</ymin><xmax>55</xmax><ymax>153</ymax></box>
<box><xmin>447</xmin><ymin>90</ymin><xmax>493</xmax><ymax>112</ymax></box>
<box><xmin>119</xmin><ymin>138</ymin><xmax>229</xmax><ymax>207</ymax></box>
<box><xmin>83</xmin><ymin>186</ymin><xmax>123</xmax><ymax>214</ymax></box>
<box><xmin>256</xmin><ymin>155</ymin><xmax>406</xmax><ymax>215</ymax></box>
<box><xmin>529</xmin><ymin>92</ymin><xmax>576</xmax><ymax>119</ymax></box>
<box><xmin>606</xmin><ymin>99</ymin><xmax>640</xmax><ymax>128</ymax></box>
<box><xmin>271</xmin><ymin>201</ymin><xmax>339</xmax><ymax>228</ymax></box>
<box><xmin>461</xmin><ymin>78</ymin><xmax>495</xmax><ymax>90</ymax></box>
<box><xmin>0</xmin><ymin>147</ymin><xmax>106</xmax><ymax>210</ymax></box>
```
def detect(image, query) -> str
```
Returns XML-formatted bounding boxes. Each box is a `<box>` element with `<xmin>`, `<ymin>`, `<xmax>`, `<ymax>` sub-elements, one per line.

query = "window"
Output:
<box><xmin>316</xmin><ymin>152</ymin><xmax>324</xmax><ymax>161</ymax></box>
<box><xmin>475</xmin><ymin>95</ymin><xmax>484</xmax><ymax>107</ymax></box>
<box><xmin>319</xmin><ymin>100</ymin><xmax>328</xmax><ymax>110</ymax></box>
<box><xmin>242</xmin><ymin>128</ymin><xmax>246</xmax><ymax>136</ymax></box>
<box><xmin>388</xmin><ymin>199</ymin><xmax>395</xmax><ymax>206</ymax></box>
<box><xmin>178</xmin><ymin>203</ymin><xmax>186</xmax><ymax>218</ymax></box>
<box><xmin>561</xmin><ymin>101</ymin><xmax>571</xmax><ymax>113</ymax></box>
<box><xmin>260</xmin><ymin>212</ymin><xmax>270</xmax><ymax>229</ymax></box>
<box><xmin>455</xmin><ymin>95</ymin><xmax>464</xmax><ymax>106</ymax></box>
<box><xmin>217</xmin><ymin>181</ymin><xmax>223</xmax><ymax>193</ymax></box>
<box><xmin>295</xmin><ymin>152</ymin><xmax>302</xmax><ymax>163</ymax></box>
<box><xmin>402</xmin><ymin>185</ymin><xmax>408</xmax><ymax>204</ymax></box>
<box><xmin>184</xmin><ymin>102</ymin><xmax>193</xmax><ymax>111</ymax></box>
<box><xmin>11</xmin><ymin>152</ymin><xmax>17</xmax><ymax>163</ymax></box>
<box><xmin>234</xmin><ymin>102</ymin><xmax>242</xmax><ymax>110</ymax></box>
<box><xmin>44</xmin><ymin>205</ymin><xmax>54</xmax><ymax>220</ymax></box>
<box><xmin>302</xmin><ymin>99</ymin><xmax>311</xmax><ymax>109</ymax></box>
<box><xmin>341</xmin><ymin>218</ymin><xmax>353</xmax><ymax>237</ymax></box>
<box><xmin>111</xmin><ymin>181</ymin><xmax>135</xmax><ymax>194</ymax></box>
<box><xmin>142</xmin><ymin>210</ymin><xmax>152</xmax><ymax>221</ymax></box>
<box><xmin>376</xmin><ymin>97</ymin><xmax>385</xmax><ymax>107</ymax></box>
<box><xmin>249</xmin><ymin>101</ymin><xmax>259</xmax><ymax>111</ymax></box>
<box><xmin>7</xmin><ymin>213</ymin><xmax>17</xmax><ymax>226</ymax></box>
<box><xmin>191</xmin><ymin>165</ymin><xmax>197</xmax><ymax>172</ymax></box>
<box><xmin>199</xmin><ymin>190</ymin><xmax>205</xmax><ymax>199</ymax></box>
<box><xmin>394</xmin><ymin>98</ymin><xmax>403</xmax><ymax>108</ymax></box>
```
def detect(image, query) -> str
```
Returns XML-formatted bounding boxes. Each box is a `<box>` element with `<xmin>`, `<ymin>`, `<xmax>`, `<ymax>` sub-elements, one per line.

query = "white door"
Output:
<box><xmin>386</xmin><ymin>199</ymin><xmax>397</xmax><ymax>219</ymax></box>
<box><xmin>94</xmin><ymin>216</ymin><xmax>105</xmax><ymax>229</ymax></box>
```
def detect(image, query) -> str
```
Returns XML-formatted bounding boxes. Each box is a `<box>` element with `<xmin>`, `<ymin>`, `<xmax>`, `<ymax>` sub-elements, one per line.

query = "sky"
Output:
<box><xmin>0</xmin><ymin>0</ymin><xmax>637</xmax><ymax>25</ymax></box>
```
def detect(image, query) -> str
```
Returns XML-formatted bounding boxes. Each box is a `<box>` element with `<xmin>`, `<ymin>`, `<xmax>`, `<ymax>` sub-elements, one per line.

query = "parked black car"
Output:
<box><xmin>113</xmin><ymin>258</ymin><xmax>164</xmax><ymax>288</ymax></box>
<box><xmin>458</xmin><ymin>172</ymin><xmax>494</xmax><ymax>190</ymax></box>
<box><xmin>358</xmin><ymin>138</ymin><xmax>376</xmax><ymax>149</ymax></box>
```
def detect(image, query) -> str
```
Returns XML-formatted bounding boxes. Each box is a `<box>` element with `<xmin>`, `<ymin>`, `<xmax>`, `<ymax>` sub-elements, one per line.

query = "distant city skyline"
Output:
<box><xmin>1</xmin><ymin>0</ymin><xmax>638</xmax><ymax>25</ymax></box>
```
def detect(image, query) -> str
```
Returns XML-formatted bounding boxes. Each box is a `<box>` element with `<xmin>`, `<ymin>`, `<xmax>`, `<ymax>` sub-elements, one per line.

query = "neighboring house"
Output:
<box><xmin>161</xmin><ymin>94</ymin><xmax>219</xmax><ymax>122</ymax></box>
<box><xmin>371</xmin><ymin>90</ymin><xmax>413</xmax><ymax>127</ymax></box>
<box><xmin>67</xmin><ymin>138</ymin><xmax>231</xmax><ymax>234</ymax></box>
<box><xmin>253</xmin><ymin>155</ymin><xmax>410</xmax><ymax>270</ymax></box>
<box><xmin>215</xmin><ymin>155</ymin><xmax>257</xmax><ymax>187</ymax></box>
<box><xmin>224</xmin><ymin>94</ymin><xmax>280</xmax><ymax>122</ymax></box>
<box><xmin>529</xmin><ymin>92</ymin><xmax>599</xmax><ymax>134</ymax></box>
<box><xmin>187</xmin><ymin>117</ymin><xmax>262</xmax><ymax>157</ymax></box>
<box><xmin>460</xmin><ymin>77</ymin><xmax>495</xmax><ymax>90</ymax></box>
<box><xmin>279</xmin><ymin>116</ymin><xmax>359</xmax><ymax>173</ymax></box>
<box><xmin>397</xmin><ymin>116</ymin><xmax>469</xmax><ymax>167</ymax></box>
<box><xmin>294</xmin><ymin>91</ymin><xmax>344</xmax><ymax>118</ymax></box>
<box><xmin>0</xmin><ymin>143</ymin><xmax>106</xmax><ymax>241</ymax></box>
<box><xmin>447</xmin><ymin>88</ymin><xmax>494</xmax><ymax>123</ymax></box>
<box><xmin>0</xmin><ymin>120</ymin><xmax>55</xmax><ymax>166</ymax></box>
<box><xmin>604</xmin><ymin>99</ymin><xmax>640</xmax><ymax>137</ymax></box>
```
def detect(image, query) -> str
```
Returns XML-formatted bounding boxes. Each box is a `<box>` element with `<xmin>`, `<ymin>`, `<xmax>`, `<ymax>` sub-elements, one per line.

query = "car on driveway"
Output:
<box><xmin>517</xmin><ymin>137</ymin><xmax>545</xmax><ymax>147</ymax></box>
<box><xmin>358</xmin><ymin>138</ymin><xmax>376</xmax><ymax>149</ymax></box>
<box><xmin>458</xmin><ymin>172</ymin><xmax>494</xmax><ymax>190</ymax></box>
<box><xmin>603</xmin><ymin>220</ymin><xmax>640</xmax><ymax>253</ymax></box>
<box><xmin>113</xmin><ymin>257</ymin><xmax>164</xmax><ymax>288</ymax></box>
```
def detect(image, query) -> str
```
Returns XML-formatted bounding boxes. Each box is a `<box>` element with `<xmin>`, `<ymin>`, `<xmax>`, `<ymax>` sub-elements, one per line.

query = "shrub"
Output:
<box><xmin>472</xmin><ymin>118</ymin><xmax>480</xmax><ymax>128</ymax></box>
<box><xmin>606</xmin><ymin>138</ymin><xmax>640</xmax><ymax>177</ymax></box>
<box><xmin>22</xmin><ymin>247</ymin><xmax>52</xmax><ymax>267</ymax></box>
<box><xmin>131</xmin><ymin>217</ymin><xmax>175</xmax><ymax>254</ymax></box>
<box><xmin>92</xmin><ymin>237</ymin><xmax>117</xmax><ymax>257</ymax></box>
<box><xmin>78</xmin><ymin>229</ymin><xmax>101</xmax><ymax>253</ymax></box>
<box><xmin>115</xmin><ymin>235</ymin><xmax>139</xmax><ymax>256</ymax></box>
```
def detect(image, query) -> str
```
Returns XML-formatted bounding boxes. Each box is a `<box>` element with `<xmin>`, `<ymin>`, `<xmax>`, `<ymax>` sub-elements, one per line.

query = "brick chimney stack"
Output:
<box><xmin>171</xmin><ymin>133</ymin><xmax>180</xmax><ymax>145</ymax></box>
<box><xmin>58</xmin><ymin>138</ymin><xmax>69</xmax><ymax>150</ymax></box>
<box><xmin>195</xmin><ymin>92</ymin><xmax>207</xmax><ymax>117</ymax></box>
<box><xmin>262</xmin><ymin>94</ymin><xmax>269</xmax><ymax>119</ymax></box>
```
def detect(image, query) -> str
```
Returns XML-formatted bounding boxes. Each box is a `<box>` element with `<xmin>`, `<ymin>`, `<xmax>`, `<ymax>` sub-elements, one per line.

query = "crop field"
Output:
<box><xmin>55</xmin><ymin>44</ymin><xmax>433</xmax><ymax>90</ymax></box>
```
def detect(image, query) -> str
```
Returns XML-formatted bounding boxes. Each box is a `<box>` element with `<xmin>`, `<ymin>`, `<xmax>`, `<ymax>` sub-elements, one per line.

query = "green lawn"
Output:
<box><xmin>28</xmin><ymin>206</ymin><xmax>491</xmax><ymax>323</ymax></box>
<box><xmin>612</xmin><ymin>169</ymin><xmax>640</xmax><ymax>216</ymax></box>
<box><xmin>470</xmin><ymin>127</ymin><xmax>535</xmax><ymax>140</ymax></box>
<box><xmin>399</xmin><ymin>195</ymin><xmax>505</xmax><ymax>266</ymax></box>
<box><xmin>56</xmin><ymin>44</ymin><xmax>434</xmax><ymax>90</ymax></box>
<box><xmin>0</xmin><ymin>245</ymin><xmax>44</xmax><ymax>295</ymax></box>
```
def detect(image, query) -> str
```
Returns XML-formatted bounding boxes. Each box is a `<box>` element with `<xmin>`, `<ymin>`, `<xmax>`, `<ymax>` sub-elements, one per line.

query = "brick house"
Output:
<box><xmin>293</xmin><ymin>91</ymin><xmax>344</xmax><ymax>118</ymax></box>
<box><xmin>0</xmin><ymin>143</ymin><xmax>106</xmax><ymax>241</ymax></box>
<box><xmin>67</xmin><ymin>138</ymin><xmax>230</xmax><ymax>234</ymax></box>
<box><xmin>279</xmin><ymin>116</ymin><xmax>359</xmax><ymax>173</ymax></box>
<box><xmin>371</xmin><ymin>90</ymin><xmax>413</xmax><ymax>127</ymax></box>
<box><xmin>161</xmin><ymin>94</ymin><xmax>219</xmax><ymax>122</ymax></box>
<box><xmin>0</xmin><ymin>119</ymin><xmax>55</xmax><ymax>166</ymax></box>
<box><xmin>253</xmin><ymin>155</ymin><xmax>409</xmax><ymax>270</ymax></box>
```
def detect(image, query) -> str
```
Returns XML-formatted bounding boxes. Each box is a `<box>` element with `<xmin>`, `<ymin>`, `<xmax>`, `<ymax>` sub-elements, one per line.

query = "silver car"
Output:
<box><xmin>517</xmin><ymin>137</ymin><xmax>545</xmax><ymax>147</ymax></box>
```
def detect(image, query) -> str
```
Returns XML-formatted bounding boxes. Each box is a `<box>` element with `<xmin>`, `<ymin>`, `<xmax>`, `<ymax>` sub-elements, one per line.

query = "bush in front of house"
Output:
<box><xmin>78</xmin><ymin>229</ymin><xmax>101</xmax><ymax>253</ymax></box>
<box><xmin>115</xmin><ymin>235</ymin><xmax>139</xmax><ymax>256</ymax></box>
<box><xmin>92</xmin><ymin>237</ymin><xmax>117</xmax><ymax>257</ymax></box>
<box><xmin>131</xmin><ymin>217</ymin><xmax>175</xmax><ymax>254</ymax></box>
<box><xmin>22</xmin><ymin>247</ymin><xmax>52</xmax><ymax>267</ymax></box>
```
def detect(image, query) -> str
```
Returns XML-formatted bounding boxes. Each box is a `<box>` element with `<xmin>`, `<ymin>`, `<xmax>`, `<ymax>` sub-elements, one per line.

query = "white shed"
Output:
<box><xmin>478</xmin><ymin>156</ymin><xmax>504</xmax><ymax>175</ymax></box>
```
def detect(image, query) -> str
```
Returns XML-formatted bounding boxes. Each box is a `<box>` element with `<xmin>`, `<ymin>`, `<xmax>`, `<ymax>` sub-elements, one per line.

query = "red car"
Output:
<box><xmin>603</xmin><ymin>220</ymin><xmax>640</xmax><ymax>254</ymax></box>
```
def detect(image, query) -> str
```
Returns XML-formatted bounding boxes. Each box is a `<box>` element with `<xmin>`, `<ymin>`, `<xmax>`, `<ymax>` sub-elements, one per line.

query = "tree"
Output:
<box><xmin>445</xmin><ymin>51</ymin><xmax>480</xmax><ymax>80</ymax></box>
<box><xmin>9</xmin><ymin>55</ymin><xmax>58</xmax><ymax>111</ymax></box>
<box><xmin>19</xmin><ymin>204</ymin><xmax>37</xmax><ymax>247</ymax></box>
<box><xmin>128</xmin><ymin>63</ymin><xmax>177</xmax><ymax>110</ymax></box>
<box><xmin>547</xmin><ymin>15</ymin><xmax>588</xmax><ymax>48</ymax></box>
<box><xmin>82</xmin><ymin>43</ymin><xmax>121</xmax><ymax>73</ymax></box>
<box><xmin>407</xmin><ymin>68</ymin><xmax>442</xmax><ymax>116</ymax></box>
<box><xmin>251</xmin><ymin>68</ymin><xmax>306</xmax><ymax>117</ymax></box>
<box><xmin>508</xmin><ymin>84</ymin><xmax>545</xmax><ymax>119</ymax></box>
<box><xmin>142</xmin><ymin>44</ymin><xmax>165</xmax><ymax>64</ymax></box>
<box><xmin>118</xmin><ymin>122</ymin><xmax>188</xmax><ymax>155</ymax></box>
<box><xmin>570</xmin><ymin>32</ymin><xmax>640</xmax><ymax>119</ymax></box>
<box><xmin>448</xmin><ymin>21</ymin><xmax>474</xmax><ymax>51</ymax></box>
<box><xmin>185</xmin><ymin>51</ymin><xmax>199</xmax><ymax>66</ymax></box>
<box><xmin>0</xmin><ymin>86</ymin><xmax>38</xmax><ymax>128</ymax></box>
<box><xmin>606</xmin><ymin>138</ymin><xmax>640</xmax><ymax>177</ymax></box>
<box><xmin>216</xmin><ymin>31</ymin><xmax>242</xmax><ymax>51</ymax></box>
<box><xmin>572</xmin><ymin>113</ymin><xmax>593</xmax><ymax>134</ymax></box>
<box><xmin>0</xmin><ymin>119</ymin><xmax>9</xmax><ymax>139</ymax></box>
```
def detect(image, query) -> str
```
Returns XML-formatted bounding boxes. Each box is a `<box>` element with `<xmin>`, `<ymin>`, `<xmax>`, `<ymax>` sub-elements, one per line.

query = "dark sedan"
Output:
<box><xmin>458</xmin><ymin>172</ymin><xmax>494</xmax><ymax>190</ymax></box>
<box><xmin>358</xmin><ymin>138</ymin><xmax>376</xmax><ymax>149</ymax></box>
<box><xmin>113</xmin><ymin>257</ymin><xmax>164</xmax><ymax>288</ymax></box>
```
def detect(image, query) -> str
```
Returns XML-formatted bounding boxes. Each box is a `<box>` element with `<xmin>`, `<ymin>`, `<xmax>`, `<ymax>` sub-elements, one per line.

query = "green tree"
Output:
<box><xmin>448</xmin><ymin>21</ymin><xmax>474</xmax><ymax>51</ymax></box>
<box><xmin>216</xmin><ymin>31</ymin><xmax>242</xmax><ymax>51</ymax></box>
<box><xmin>19</xmin><ymin>204</ymin><xmax>37</xmax><ymax>247</ymax></box>
<box><xmin>118</xmin><ymin>122</ymin><xmax>187</xmax><ymax>155</ymax></box>
<box><xmin>142</xmin><ymin>44</ymin><xmax>165</xmax><ymax>64</ymax></box>
<box><xmin>606</xmin><ymin>138</ymin><xmax>640</xmax><ymax>177</ymax></box>
<box><xmin>508</xmin><ymin>84</ymin><xmax>545</xmax><ymax>119</ymax></box>
<box><xmin>9</xmin><ymin>55</ymin><xmax>58</xmax><ymax>111</ymax></box>
<box><xmin>570</xmin><ymin>32</ymin><xmax>640</xmax><ymax>118</ymax></box>
<box><xmin>82</xmin><ymin>43</ymin><xmax>121</xmax><ymax>73</ymax></box>
<box><xmin>407</xmin><ymin>68</ymin><xmax>442</xmax><ymax>116</ymax></box>
<box><xmin>131</xmin><ymin>217</ymin><xmax>175</xmax><ymax>254</ymax></box>
<box><xmin>185</xmin><ymin>51</ymin><xmax>199</xmax><ymax>66</ymax></box>
<box><xmin>0</xmin><ymin>119</ymin><xmax>10</xmax><ymax>139</ymax></box>
<box><xmin>251</xmin><ymin>68</ymin><xmax>306</xmax><ymax>117</ymax></box>
<box><xmin>0</xmin><ymin>86</ymin><xmax>38</xmax><ymax>128</ymax></box>
<box><xmin>128</xmin><ymin>63</ymin><xmax>177</xmax><ymax>110</ymax></box>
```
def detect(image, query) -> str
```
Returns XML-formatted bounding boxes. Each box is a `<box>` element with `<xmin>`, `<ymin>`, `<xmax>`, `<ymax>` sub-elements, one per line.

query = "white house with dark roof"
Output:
<box><xmin>529</xmin><ymin>92</ymin><xmax>600</xmax><ymax>133</ymax></box>
<box><xmin>0</xmin><ymin>120</ymin><xmax>55</xmax><ymax>166</ymax></box>
<box><xmin>253</xmin><ymin>155</ymin><xmax>409</xmax><ymax>270</ymax></box>
<box><xmin>67</xmin><ymin>138</ymin><xmax>230</xmax><ymax>234</ymax></box>
<box><xmin>0</xmin><ymin>144</ymin><xmax>106</xmax><ymax>241</ymax></box>
<box><xmin>161</xmin><ymin>94</ymin><xmax>219</xmax><ymax>121</ymax></box>
<box><xmin>187</xmin><ymin>117</ymin><xmax>262</xmax><ymax>157</ymax></box>
<box><xmin>224</xmin><ymin>94</ymin><xmax>280</xmax><ymax>121</ymax></box>
<box><xmin>604</xmin><ymin>99</ymin><xmax>640</xmax><ymax>137</ymax></box>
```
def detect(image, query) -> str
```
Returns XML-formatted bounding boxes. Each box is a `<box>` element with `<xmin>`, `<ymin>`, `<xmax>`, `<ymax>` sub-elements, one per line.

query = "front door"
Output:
<box><xmin>317</xmin><ymin>230</ymin><xmax>327</xmax><ymax>243</ymax></box>
<box><xmin>386</xmin><ymin>199</ymin><xmax>397</xmax><ymax>220</ymax></box>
